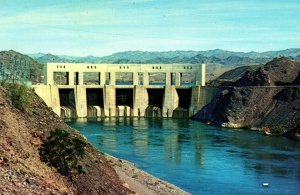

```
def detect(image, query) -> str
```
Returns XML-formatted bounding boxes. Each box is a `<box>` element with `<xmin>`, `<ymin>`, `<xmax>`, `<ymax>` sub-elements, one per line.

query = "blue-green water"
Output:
<box><xmin>67</xmin><ymin>118</ymin><xmax>300</xmax><ymax>195</ymax></box>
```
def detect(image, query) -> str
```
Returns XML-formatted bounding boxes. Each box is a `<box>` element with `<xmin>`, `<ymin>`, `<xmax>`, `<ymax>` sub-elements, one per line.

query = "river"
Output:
<box><xmin>66</xmin><ymin>118</ymin><xmax>300</xmax><ymax>195</ymax></box>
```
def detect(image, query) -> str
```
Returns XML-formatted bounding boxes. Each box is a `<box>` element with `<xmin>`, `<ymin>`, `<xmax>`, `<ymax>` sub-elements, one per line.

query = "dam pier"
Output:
<box><xmin>33</xmin><ymin>63</ymin><xmax>213</xmax><ymax>118</ymax></box>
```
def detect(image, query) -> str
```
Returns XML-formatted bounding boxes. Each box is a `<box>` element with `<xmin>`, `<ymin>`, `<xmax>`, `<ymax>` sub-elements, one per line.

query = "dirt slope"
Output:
<box><xmin>0</xmin><ymin>86</ymin><xmax>133</xmax><ymax>194</ymax></box>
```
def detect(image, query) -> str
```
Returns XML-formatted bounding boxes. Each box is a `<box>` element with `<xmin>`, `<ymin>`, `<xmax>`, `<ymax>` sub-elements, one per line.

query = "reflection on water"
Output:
<box><xmin>164</xmin><ymin>128</ymin><xmax>181</xmax><ymax>162</ymax></box>
<box><xmin>67</xmin><ymin>118</ymin><xmax>300</xmax><ymax>195</ymax></box>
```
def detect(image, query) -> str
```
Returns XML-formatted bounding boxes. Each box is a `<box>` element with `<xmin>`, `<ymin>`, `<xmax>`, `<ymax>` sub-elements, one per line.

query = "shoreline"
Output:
<box><xmin>104</xmin><ymin>153</ymin><xmax>191</xmax><ymax>195</ymax></box>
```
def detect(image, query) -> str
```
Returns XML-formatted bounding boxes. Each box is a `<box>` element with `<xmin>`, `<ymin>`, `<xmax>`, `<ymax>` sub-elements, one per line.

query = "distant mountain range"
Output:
<box><xmin>28</xmin><ymin>48</ymin><xmax>300</xmax><ymax>66</ymax></box>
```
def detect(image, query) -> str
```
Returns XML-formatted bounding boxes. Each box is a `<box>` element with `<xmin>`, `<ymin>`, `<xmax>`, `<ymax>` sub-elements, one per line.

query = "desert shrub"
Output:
<box><xmin>1</xmin><ymin>82</ymin><xmax>31</xmax><ymax>111</ymax></box>
<box><xmin>40</xmin><ymin>129</ymin><xmax>87</xmax><ymax>176</ymax></box>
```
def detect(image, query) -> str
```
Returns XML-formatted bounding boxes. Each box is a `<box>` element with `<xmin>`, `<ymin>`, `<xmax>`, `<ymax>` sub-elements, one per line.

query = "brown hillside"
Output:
<box><xmin>0</xmin><ymin>85</ymin><xmax>133</xmax><ymax>194</ymax></box>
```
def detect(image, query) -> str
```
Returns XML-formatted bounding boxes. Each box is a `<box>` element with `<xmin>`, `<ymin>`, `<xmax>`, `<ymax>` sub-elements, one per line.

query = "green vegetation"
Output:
<box><xmin>0</xmin><ymin>81</ymin><xmax>31</xmax><ymax>111</ymax></box>
<box><xmin>40</xmin><ymin>129</ymin><xmax>87</xmax><ymax>176</ymax></box>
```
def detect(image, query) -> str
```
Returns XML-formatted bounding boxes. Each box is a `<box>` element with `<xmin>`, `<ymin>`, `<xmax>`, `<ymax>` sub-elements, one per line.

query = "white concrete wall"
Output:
<box><xmin>189</xmin><ymin>86</ymin><xmax>201</xmax><ymax>117</ymax></box>
<box><xmin>46</xmin><ymin>63</ymin><xmax>205</xmax><ymax>87</ymax></box>
<box><xmin>104</xmin><ymin>85</ymin><xmax>116</xmax><ymax>117</ymax></box>
<box><xmin>133</xmin><ymin>86</ymin><xmax>149</xmax><ymax>117</ymax></box>
<box><xmin>75</xmin><ymin>86</ymin><xmax>87</xmax><ymax>117</ymax></box>
<box><xmin>162</xmin><ymin>86</ymin><xmax>179</xmax><ymax>117</ymax></box>
<box><xmin>33</xmin><ymin>85</ymin><xmax>60</xmax><ymax>116</ymax></box>
<box><xmin>201</xmin><ymin>64</ymin><xmax>206</xmax><ymax>86</ymax></box>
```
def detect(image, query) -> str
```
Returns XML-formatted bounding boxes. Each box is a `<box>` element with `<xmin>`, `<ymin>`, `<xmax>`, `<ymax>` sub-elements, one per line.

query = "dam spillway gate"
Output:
<box><xmin>33</xmin><ymin>63</ymin><xmax>207</xmax><ymax>118</ymax></box>
<box><xmin>58</xmin><ymin>88</ymin><xmax>77</xmax><ymax>118</ymax></box>
<box><xmin>86</xmin><ymin>88</ymin><xmax>104</xmax><ymax>117</ymax></box>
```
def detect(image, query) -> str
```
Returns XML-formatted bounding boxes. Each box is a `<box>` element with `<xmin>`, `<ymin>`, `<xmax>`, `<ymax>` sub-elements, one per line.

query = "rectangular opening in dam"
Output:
<box><xmin>83</xmin><ymin>72</ymin><xmax>100</xmax><ymax>85</ymax></box>
<box><xmin>149</xmin><ymin>72</ymin><xmax>166</xmax><ymax>85</ymax></box>
<box><xmin>116</xmin><ymin>88</ymin><xmax>133</xmax><ymax>108</ymax></box>
<box><xmin>181</xmin><ymin>73</ymin><xmax>196</xmax><ymax>86</ymax></box>
<box><xmin>116</xmin><ymin>72</ymin><xmax>133</xmax><ymax>85</ymax></box>
<box><xmin>54</xmin><ymin>72</ymin><xmax>69</xmax><ymax>85</ymax></box>
<box><xmin>176</xmin><ymin>88</ymin><xmax>192</xmax><ymax>110</ymax></box>
<box><xmin>147</xmin><ymin>88</ymin><xmax>164</xmax><ymax>108</ymax></box>
<box><xmin>59</xmin><ymin>88</ymin><xmax>76</xmax><ymax>107</ymax></box>
<box><xmin>74</xmin><ymin>72</ymin><xmax>79</xmax><ymax>85</ymax></box>
<box><xmin>86</xmin><ymin>88</ymin><xmax>104</xmax><ymax>107</ymax></box>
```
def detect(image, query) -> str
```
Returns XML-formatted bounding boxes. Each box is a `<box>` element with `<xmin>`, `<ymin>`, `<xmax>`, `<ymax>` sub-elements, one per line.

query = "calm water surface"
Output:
<box><xmin>66</xmin><ymin>118</ymin><xmax>300</xmax><ymax>195</ymax></box>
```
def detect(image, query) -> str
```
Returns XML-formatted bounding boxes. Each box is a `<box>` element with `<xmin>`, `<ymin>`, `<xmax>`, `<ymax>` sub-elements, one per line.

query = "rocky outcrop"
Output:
<box><xmin>234</xmin><ymin>67</ymin><xmax>272</xmax><ymax>86</ymax></box>
<box><xmin>194</xmin><ymin>57</ymin><xmax>300</xmax><ymax>141</ymax></box>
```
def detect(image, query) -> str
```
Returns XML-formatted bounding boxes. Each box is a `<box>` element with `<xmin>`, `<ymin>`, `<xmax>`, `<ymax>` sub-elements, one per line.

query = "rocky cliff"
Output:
<box><xmin>194</xmin><ymin>57</ymin><xmax>300</xmax><ymax>141</ymax></box>
<box><xmin>0</xmin><ymin>85</ymin><xmax>133</xmax><ymax>194</ymax></box>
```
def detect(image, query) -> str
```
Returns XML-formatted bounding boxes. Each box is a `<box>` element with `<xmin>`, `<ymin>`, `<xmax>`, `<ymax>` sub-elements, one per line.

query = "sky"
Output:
<box><xmin>0</xmin><ymin>0</ymin><xmax>299</xmax><ymax>56</ymax></box>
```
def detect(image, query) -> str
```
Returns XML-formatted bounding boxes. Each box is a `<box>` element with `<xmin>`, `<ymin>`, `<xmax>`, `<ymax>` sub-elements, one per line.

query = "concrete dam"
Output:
<box><xmin>33</xmin><ymin>63</ymin><xmax>216</xmax><ymax>118</ymax></box>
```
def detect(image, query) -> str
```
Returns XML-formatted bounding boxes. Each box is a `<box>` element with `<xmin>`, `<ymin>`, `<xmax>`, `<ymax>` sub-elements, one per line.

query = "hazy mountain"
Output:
<box><xmin>36</xmin><ymin>53</ymin><xmax>73</xmax><ymax>64</ymax></box>
<box><xmin>261</xmin><ymin>48</ymin><xmax>300</xmax><ymax>58</ymax></box>
<box><xmin>27</xmin><ymin>52</ymin><xmax>47</xmax><ymax>58</ymax></box>
<box><xmin>29</xmin><ymin>48</ymin><xmax>300</xmax><ymax>66</ymax></box>
<box><xmin>99</xmin><ymin>50</ymin><xmax>201</xmax><ymax>62</ymax></box>
<box><xmin>57</xmin><ymin>55</ymin><xmax>81</xmax><ymax>61</ymax></box>
<box><xmin>76</xmin><ymin>55</ymin><xmax>102</xmax><ymax>63</ymax></box>
<box><xmin>199</xmin><ymin>48</ymin><xmax>300</xmax><ymax>59</ymax></box>
<box><xmin>98</xmin><ymin>48</ymin><xmax>300</xmax><ymax>62</ymax></box>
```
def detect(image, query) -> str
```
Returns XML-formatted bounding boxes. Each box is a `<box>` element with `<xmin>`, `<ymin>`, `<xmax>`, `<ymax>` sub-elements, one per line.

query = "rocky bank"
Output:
<box><xmin>194</xmin><ymin>57</ymin><xmax>300</xmax><ymax>141</ymax></box>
